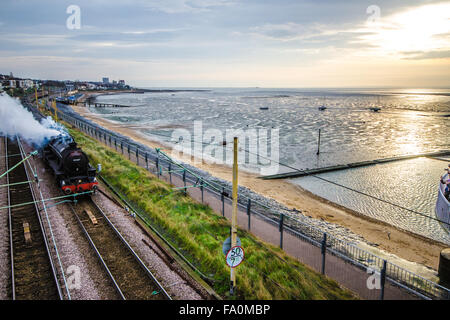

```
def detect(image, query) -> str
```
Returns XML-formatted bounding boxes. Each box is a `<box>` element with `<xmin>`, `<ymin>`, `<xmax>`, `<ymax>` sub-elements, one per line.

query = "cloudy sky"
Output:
<box><xmin>0</xmin><ymin>0</ymin><xmax>449</xmax><ymax>87</ymax></box>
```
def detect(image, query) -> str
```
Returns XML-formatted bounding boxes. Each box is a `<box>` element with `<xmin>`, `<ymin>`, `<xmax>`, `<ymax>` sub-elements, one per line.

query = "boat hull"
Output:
<box><xmin>436</xmin><ymin>173</ymin><xmax>450</xmax><ymax>232</ymax></box>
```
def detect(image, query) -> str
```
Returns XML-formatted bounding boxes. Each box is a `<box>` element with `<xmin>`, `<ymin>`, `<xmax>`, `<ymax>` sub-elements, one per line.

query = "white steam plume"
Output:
<box><xmin>0</xmin><ymin>92</ymin><xmax>63</xmax><ymax>147</ymax></box>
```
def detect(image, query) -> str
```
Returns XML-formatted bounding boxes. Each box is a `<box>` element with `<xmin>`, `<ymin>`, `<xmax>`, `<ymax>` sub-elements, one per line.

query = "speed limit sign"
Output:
<box><xmin>226</xmin><ymin>246</ymin><xmax>245</xmax><ymax>268</ymax></box>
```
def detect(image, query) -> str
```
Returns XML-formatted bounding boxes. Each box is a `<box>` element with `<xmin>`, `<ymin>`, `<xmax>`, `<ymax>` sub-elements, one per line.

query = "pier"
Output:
<box><xmin>260</xmin><ymin>150</ymin><xmax>450</xmax><ymax>180</ymax></box>
<box><xmin>88</xmin><ymin>102</ymin><xmax>133</xmax><ymax>108</ymax></box>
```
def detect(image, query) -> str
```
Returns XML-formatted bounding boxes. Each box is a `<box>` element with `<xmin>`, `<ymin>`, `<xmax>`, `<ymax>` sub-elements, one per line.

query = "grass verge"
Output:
<box><xmin>66</xmin><ymin>123</ymin><xmax>357</xmax><ymax>300</ymax></box>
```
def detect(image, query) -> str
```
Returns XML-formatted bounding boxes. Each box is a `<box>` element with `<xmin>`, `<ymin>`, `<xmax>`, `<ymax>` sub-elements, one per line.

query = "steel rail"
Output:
<box><xmin>17</xmin><ymin>137</ymin><xmax>71</xmax><ymax>300</ymax></box>
<box><xmin>68</xmin><ymin>203</ymin><xmax>126</xmax><ymax>300</ymax></box>
<box><xmin>15</xmin><ymin>137</ymin><xmax>63</xmax><ymax>300</ymax></box>
<box><xmin>5</xmin><ymin>136</ymin><xmax>15</xmax><ymax>299</ymax></box>
<box><xmin>69</xmin><ymin>199</ymin><xmax>171</xmax><ymax>300</ymax></box>
<box><xmin>7</xmin><ymin>137</ymin><xmax>63</xmax><ymax>300</ymax></box>
<box><xmin>91</xmin><ymin>200</ymin><xmax>171</xmax><ymax>300</ymax></box>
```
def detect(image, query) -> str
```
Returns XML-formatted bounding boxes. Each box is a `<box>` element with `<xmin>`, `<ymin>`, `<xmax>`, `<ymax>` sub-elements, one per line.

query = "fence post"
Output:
<box><xmin>114</xmin><ymin>139</ymin><xmax>117</xmax><ymax>151</ymax></box>
<box><xmin>168</xmin><ymin>162</ymin><xmax>172</xmax><ymax>184</ymax></box>
<box><xmin>145</xmin><ymin>153</ymin><xmax>148</xmax><ymax>170</ymax></box>
<box><xmin>200</xmin><ymin>177</ymin><xmax>204</xmax><ymax>203</ymax></box>
<box><xmin>127</xmin><ymin>145</ymin><xmax>130</xmax><ymax>160</ymax></box>
<box><xmin>380</xmin><ymin>260</ymin><xmax>387</xmax><ymax>300</ymax></box>
<box><xmin>121</xmin><ymin>142</ymin><xmax>123</xmax><ymax>155</ymax></box>
<box><xmin>156</xmin><ymin>150</ymin><xmax>160</xmax><ymax>177</ymax></box>
<box><xmin>183</xmin><ymin>170</ymin><xmax>187</xmax><ymax>195</ymax></box>
<box><xmin>136</xmin><ymin>149</ymin><xmax>139</xmax><ymax>166</ymax></box>
<box><xmin>321</xmin><ymin>233</ymin><xmax>327</xmax><ymax>275</ymax></box>
<box><xmin>279</xmin><ymin>214</ymin><xmax>284</xmax><ymax>249</ymax></box>
<box><xmin>221</xmin><ymin>187</ymin><xmax>225</xmax><ymax>217</ymax></box>
<box><xmin>246</xmin><ymin>199</ymin><xmax>251</xmax><ymax>230</ymax></box>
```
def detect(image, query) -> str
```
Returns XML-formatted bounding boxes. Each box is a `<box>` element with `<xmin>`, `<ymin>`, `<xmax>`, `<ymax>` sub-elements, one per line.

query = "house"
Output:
<box><xmin>23</xmin><ymin>79</ymin><xmax>35</xmax><ymax>88</ymax></box>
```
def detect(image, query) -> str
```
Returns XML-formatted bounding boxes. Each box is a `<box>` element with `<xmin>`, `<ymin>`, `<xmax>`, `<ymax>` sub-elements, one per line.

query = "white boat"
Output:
<box><xmin>436</xmin><ymin>173</ymin><xmax>450</xmax><ymax>232</ymax></box>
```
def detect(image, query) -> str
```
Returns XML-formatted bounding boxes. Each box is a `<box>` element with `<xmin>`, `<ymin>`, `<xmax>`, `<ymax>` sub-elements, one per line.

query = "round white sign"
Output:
<box><xmin>226</xmin><ymin>246</ymin><xmax>245</xmax><ymax>268</ymax></box>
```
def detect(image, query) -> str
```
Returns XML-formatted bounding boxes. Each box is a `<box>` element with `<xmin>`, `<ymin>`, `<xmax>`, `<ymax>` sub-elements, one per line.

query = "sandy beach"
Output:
<box><xmin>71</xmin><ymin>101</ymin><xmax>447</xmax><ymax>272</ymax></box>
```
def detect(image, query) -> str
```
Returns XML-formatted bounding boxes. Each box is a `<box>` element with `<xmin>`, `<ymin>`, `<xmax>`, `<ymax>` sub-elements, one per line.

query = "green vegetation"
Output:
<box><xmin>5</xmin><ymin>87</ymin><xmax>35</xmax><ymax>98</ymax></box>
<box><xmin>67</xmin><ymin>125</ymin><xmax>357</xmax><ymax>300</ymax></box>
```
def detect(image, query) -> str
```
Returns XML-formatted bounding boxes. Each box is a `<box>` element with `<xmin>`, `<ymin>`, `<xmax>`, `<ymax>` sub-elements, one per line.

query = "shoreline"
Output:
<box><xmin>78</xmin><ymin>89</ymin><xmax>212</xmax><ymax>103</ymax></box>
<box><xmin>69</xmin><ymin>101</ymin><xmax>447</xmax><ymax>276</ymax></box>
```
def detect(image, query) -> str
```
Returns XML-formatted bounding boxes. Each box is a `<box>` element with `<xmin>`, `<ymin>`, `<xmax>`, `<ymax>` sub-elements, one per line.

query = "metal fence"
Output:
<box><xmin>54</xmin><ymin>106</ymin><xmax>450</xmax><ymax>300</ymax></box>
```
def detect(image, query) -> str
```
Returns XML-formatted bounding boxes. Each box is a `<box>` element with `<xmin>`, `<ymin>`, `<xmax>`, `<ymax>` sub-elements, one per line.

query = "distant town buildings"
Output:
<box><xmin>0</xmin><ymin>73</ymin><xmax>39</xmax><ymax>92</ymax></box>
<box><xmin>0</xmin><ymin>73</ymin><xmax>130</xmax><ymax>94</ymax></box>
<box><xmin>102</xmin><ymin>77</ymin><xmax>126</xmax><ymax>88</ymax></box>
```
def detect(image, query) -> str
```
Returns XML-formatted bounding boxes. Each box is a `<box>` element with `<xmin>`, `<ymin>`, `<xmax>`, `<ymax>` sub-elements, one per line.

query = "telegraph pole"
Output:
<box><xmin>34</xmin><ymin>87</ymin><xmax>39</xmax><ymax>108</ymax></box>
<box><xmin>230</xmin><ymin>136</ymin><xmax>238</xmax><ymax>295</ymax></box>
<box><xmin>53</xmin><ymin>100</ymin><xmax>58</xmax><ymax>121</ymax></box>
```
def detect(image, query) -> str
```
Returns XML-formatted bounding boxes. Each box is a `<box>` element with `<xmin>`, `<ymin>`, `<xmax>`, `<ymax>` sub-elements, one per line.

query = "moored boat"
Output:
<box><xmin>436</xmin><ymin>172</ymin><xmax>450</xmax><ymax>232</ymax></box>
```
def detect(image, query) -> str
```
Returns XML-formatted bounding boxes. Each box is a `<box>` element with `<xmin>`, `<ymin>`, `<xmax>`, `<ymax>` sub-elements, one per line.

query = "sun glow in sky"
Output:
<box><xmin>0</xmin><ymin>0</ymin><xmax>449</xmax><ymax>87</ymax></box>
<box><xmin>359</xmin><ymin>2</ymin><xmax>450</xmax><ymax>57</ymax></box>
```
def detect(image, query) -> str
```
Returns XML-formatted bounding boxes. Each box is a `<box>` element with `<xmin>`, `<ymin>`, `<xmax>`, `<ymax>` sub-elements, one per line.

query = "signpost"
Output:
<box><xmin>230</xmin><ymin>137</ymin><xmax>239</xmax><ymax>295</ymax></box>
<box><xmin>221</xmin><ymin>137</ymin><xmax>244</xmax><ymax>295</ymax></box>
<box><xmin>226</xmin><ymin>246</ymin><xmax>245</xmax><ymax>268</ymax></box>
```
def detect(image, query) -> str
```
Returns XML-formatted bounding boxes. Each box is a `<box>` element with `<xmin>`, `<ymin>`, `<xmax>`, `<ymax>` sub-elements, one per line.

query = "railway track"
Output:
<box><xmin>70</xmin><ymin>198</ymin><xmax>171</xmax><ymax>300</ymax></box>
<box><xmin>6</xmin><ymin>137</ymin><xmax>62</xmax><ymax>300</ymax></box>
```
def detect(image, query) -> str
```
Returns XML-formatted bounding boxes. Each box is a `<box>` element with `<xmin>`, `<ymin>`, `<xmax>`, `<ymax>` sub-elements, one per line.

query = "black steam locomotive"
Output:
<box><xmin>43</xmin><ymin>134</ymin><xmax>98</xmax><ymax>195</ymax></box>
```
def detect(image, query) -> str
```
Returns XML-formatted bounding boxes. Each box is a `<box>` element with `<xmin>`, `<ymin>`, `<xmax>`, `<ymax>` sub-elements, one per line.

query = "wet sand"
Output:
<box><xmin>71</xmin><ymin>103</ymin><xmax>447</xmax><ymax>272</ymax></box>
